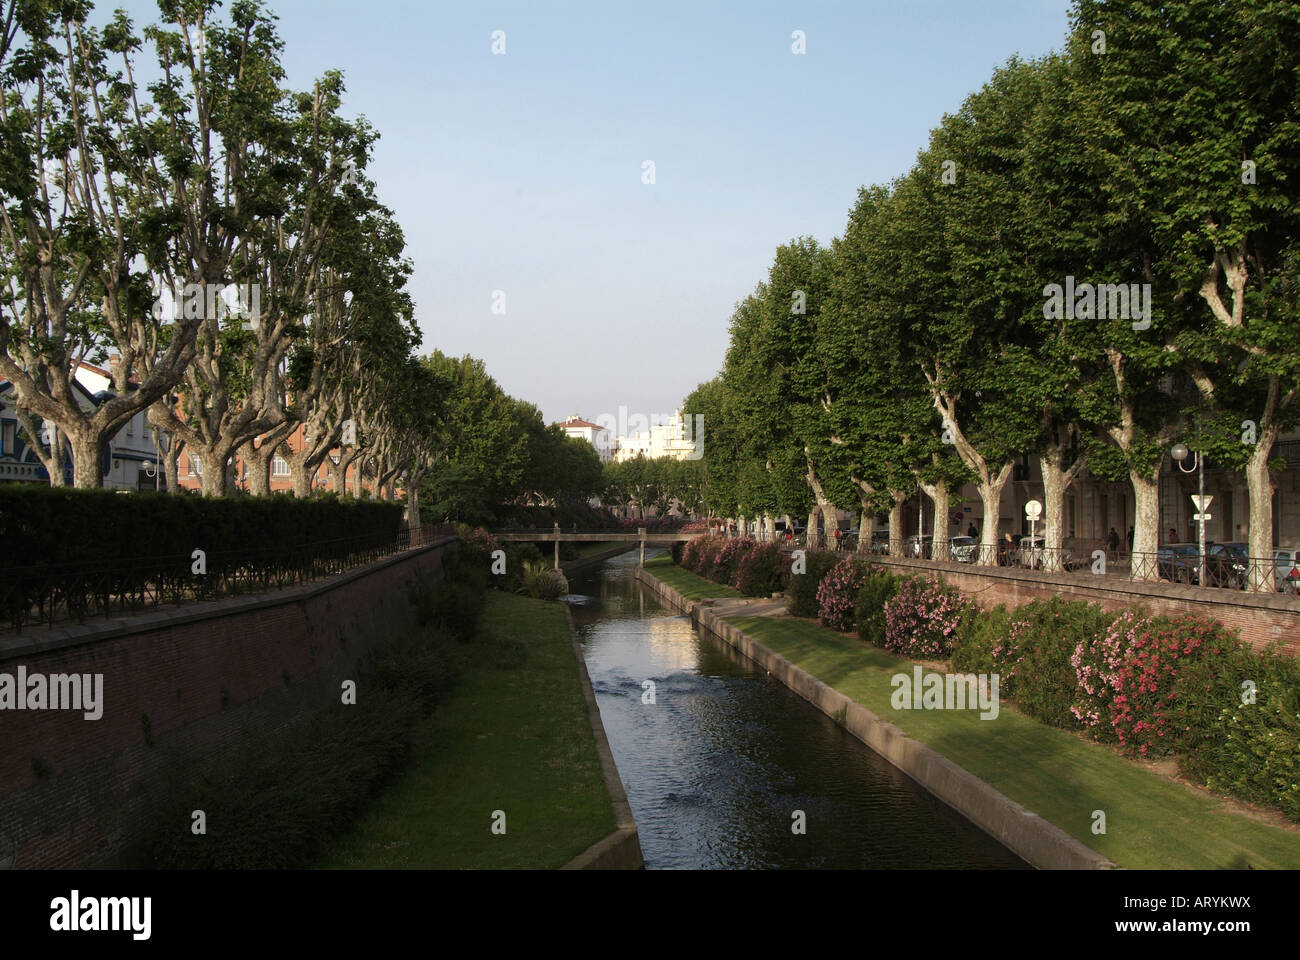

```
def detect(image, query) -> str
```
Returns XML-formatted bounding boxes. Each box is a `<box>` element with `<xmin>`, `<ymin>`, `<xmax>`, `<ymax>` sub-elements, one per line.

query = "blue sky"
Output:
<box><xmin>104</xmin><ymin>0</ymin><xmax>1074</xmax><ymax>429</ymax></box>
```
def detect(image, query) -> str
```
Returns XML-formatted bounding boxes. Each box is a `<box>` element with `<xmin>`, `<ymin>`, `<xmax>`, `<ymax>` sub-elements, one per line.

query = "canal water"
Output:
<box><xmin>566</xmin><ymin>550</ymin><xmax>1029</xmax><ymax>870</ymax></box>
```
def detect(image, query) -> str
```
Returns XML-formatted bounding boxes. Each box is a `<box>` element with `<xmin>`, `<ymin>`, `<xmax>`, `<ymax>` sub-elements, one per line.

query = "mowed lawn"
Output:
<box><xmin>646</xmin><ymin>560</ymin><xmax>1300</xmax><ymax>870</ymax></box>
<box><xmin>644</xmin><ymin>554</ymin><xmax>742</xmax><ymax>600</ymax></box>
<box><xmin>318</xmin><ymin>591</ymin><xmax>616</xmax><ymax>868</ymax></box>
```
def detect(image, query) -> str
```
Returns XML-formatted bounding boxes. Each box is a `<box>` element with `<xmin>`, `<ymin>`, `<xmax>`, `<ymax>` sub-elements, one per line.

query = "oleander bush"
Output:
<box><xmin>815</xmin><ymin>555</ymin><xmax>872</xmax><ymax>632</ymax></box>
<box><xmin>733</xmin><ymin>542</ymin><xmax>785</xmax><ymax>596</ymax></box>
<box><xmin>1170</xmin><ymin>644</ymin><xmax>1300</xmax><ymax>820</ymax></box>
<box><xmin>993</xmin><ymin>597</ymin><xmax>1112</xmax><ymax>728</ymax></box>
<box><xmin>950</xmin><ymin>603</ymin><xmax>1014</xmax><ymax>679</ymax></box>
<box><xmin>786</xmin><ymin>550</ymin><xmax>838</xmax><ymax>617</ymax></box>
<box><xmin>881</xmin><ymin>575</ymin><xmax>974</xmax><ymax>659</ymax></box>
<box><xmin>1070</xmin><ymin>609</ymin><xmax>1240</xmax><ymax>755</ymax></box>
<box><xmin>712</xmin><ymin>536</ymin><xmax>755</xmax><ymax>585</ymax></box>
<box><xmin>854</xmin><ymin>568</ymin><xmax>899</xmax><ymax>647</ymax></box>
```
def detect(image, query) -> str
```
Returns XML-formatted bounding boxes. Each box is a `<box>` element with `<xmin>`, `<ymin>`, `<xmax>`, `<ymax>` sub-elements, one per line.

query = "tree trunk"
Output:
<box><xmin>1244</xmin><ymin>427</ymin><xmax>1279</xmax><ymax>593</ymax></box>
<box><xmin>291</xmin><ymin>459</ymin><xmax>312</xmax><ymax>498</ymax></box>
<box><xmin>1039</xmin><ymin>442</ymin><xmax>1087</xmax><ymax>573</ymax></box>
<box><xmin>407</xmin><ymin>482</ymin><xmax>421</xmax><ymax>538</ymax></box>
<box><xmin>197</xmin><ymin>444</ymin><xmax>232</xmax><ymax>497</ymax></box>
<box><xmin>1129</xmin><ymin>465</ymin><xmax>1161</xmax><ymax>581</ymax></box>
<box><xmin>14</xmin><ymin>410</ymin><xmax>68</xmax><ymax>487</ymax></box>
<box><xmin>888</xmin><ymin>493</ymin><xmax>905</xmax><ymax>557</ymax></box>
<box><xmin>162</xmin><ymin>437</ymin><xmax>181</xmax><ymax>494</ymax></box>
<box><xmin>919</xmin><ymin>479</ymin><xmax>950</xmax><ymax>560</ymax></box>
<box><xmin>974</xmin><ymin>468</ymin><xmax>1012</xmax><ymax>567</ymax></box>
<box><xmin>335</xmin><ymin>448</ymin><xmax>360</xmax><ymax>494</ymax></box>
<box><xmin>69</xmin><ymin>430</ymin><xmax>104</xmax><ymax>490</ymax></box>
<box><xmin>242</xmin><ymin>440</ymin><xmax>274</xmax><ymax>497</ymax></box>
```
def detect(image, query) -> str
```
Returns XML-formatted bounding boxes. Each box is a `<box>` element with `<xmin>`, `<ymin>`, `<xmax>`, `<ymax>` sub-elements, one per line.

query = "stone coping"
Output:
<box><xmin>560</xmin><ymin>605</ymin><xmax>643</xmax><ymax>870</ymax></box>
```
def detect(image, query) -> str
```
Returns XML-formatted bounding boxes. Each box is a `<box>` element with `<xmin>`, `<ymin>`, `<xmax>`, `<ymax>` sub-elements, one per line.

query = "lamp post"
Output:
<box><xmin>1171</xmin><ymin>440</ymin><xmax>1206</xmax><ymax>585</ymax></box>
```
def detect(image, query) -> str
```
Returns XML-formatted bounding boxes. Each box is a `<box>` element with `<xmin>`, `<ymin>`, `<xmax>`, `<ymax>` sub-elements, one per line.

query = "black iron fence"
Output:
<box><xmin>744</xmin><ymin>535</ymin><xmax>1300</xmax><ymax>596</ymax></box>
<box><xmin>1</xmin><ymin>522</ymin><xmax>455</xmax><ymax>634</ymax></box>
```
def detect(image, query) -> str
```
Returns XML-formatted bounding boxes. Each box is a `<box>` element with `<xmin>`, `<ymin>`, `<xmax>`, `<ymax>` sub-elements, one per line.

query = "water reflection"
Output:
<box><xmin>567</xmin><ymin>550</ymin><xmax>1029</xmax><ymax>870</ymax></box>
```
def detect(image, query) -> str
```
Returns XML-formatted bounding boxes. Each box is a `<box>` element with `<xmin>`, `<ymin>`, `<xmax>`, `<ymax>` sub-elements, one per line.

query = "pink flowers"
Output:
<box><xmin>1071</xmin><ymin>610</ymin><xmax>1238</xmax><ymax>755</ymax></box>
<box><xmin>816</xmin><ymin>556</ymin><xmax>871</xmax><ymax>631</ymax></box>
<box><xmin>882</xmin><ymin>576</ymin><xmax>973</xmax><ymax>657</ymax></box>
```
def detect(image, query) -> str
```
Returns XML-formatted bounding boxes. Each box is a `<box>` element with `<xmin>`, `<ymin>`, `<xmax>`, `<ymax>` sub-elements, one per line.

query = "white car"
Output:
<box><xmin>1274</xmin><ymin>546</ymin><xmax>1300</xmax><ymax>593</ymax></box>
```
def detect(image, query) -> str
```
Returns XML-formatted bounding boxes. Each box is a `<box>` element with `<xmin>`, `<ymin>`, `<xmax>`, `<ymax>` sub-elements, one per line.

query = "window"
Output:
<box><xmin>272</xmin><ymin>454</ymin><xmax>290</xmax><ymax>477</ymax></box>
<box><xmin>189</xmin><ymin>454</ymin><xmax>203</xmax><ymax>477</ymax></box>
<box><xmin>1</xmin><ymin>421</ymin><xmax>12</xmax><ymax>456</ymax></box>
<box><xmin>126</xmin><ymin>415</ymin><xmax>134</xmax><ymax>437</ymax></box>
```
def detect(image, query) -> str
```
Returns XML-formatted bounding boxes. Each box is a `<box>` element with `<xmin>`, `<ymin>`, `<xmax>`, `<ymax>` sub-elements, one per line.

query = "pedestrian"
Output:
<box><xmin>1127</xmin><ymin>526</ymin><xmax>1134</xmax><ymax>553</ymax></box>
<box><xmin>1107</xmin><ymin>527</ymin><xmax>1119</xmax><ymax>560</ymax></box>
<box><xmin>835</xmin><ymin>527</ymin><xmax>843</xmax><ymax>551</ymax></box>
<box><xmin>967</xmin><ymin>521</ymin><xmax>977</xmax><ymax>539</ymax></box>
<box><xmin>1168</xmin><ymin>527</ymin><xmax>1177</xmax><ymax>543</ymax></box>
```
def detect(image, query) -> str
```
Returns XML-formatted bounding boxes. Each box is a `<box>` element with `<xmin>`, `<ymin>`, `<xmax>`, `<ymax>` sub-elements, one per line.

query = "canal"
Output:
<box><xmin>566</xmin><ymin>550</ymin><xmax>1029</xmax><ymax>870</ymax></box>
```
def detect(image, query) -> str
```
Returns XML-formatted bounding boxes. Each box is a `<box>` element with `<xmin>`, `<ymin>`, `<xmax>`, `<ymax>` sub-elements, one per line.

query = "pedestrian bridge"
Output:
<box><xmin>488</xmin><ymin>528</ymin><xmax>703</xmax><ymax>543</ymax></box>
<box><xmin>486</xmin><ymin>527</ymin><xmax>706</xmax><ymax>567</ymax></box>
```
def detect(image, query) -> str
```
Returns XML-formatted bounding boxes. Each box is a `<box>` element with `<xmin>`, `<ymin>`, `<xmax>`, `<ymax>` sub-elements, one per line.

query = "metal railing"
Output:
<box><xmin>1</xmin><ymin>522</ymin><xmax>454</xmax><ymax>634</ymax></box>
<box><xmin>837</xmin><ymin>537</ymin><xmax>1299</xmax><ymax>595</ymax></box>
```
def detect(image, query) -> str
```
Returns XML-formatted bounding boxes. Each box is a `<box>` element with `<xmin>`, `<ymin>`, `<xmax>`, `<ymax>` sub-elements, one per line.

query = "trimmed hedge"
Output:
<box><xmin>0</xmin><ymin>485</ymin><xmax>404</xmax><ymax>628</ymax></box>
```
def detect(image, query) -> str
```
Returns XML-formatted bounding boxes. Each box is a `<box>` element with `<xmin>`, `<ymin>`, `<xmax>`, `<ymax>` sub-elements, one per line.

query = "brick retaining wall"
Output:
<box><xmin>869</xmin><ymin>557</ymin><xmax>1300</xmax><ymax>655</ymax></box>
<box><xmin>0</xmin><ymin>536</ymin><xmax>454</xmax><ymax>869</ymax></box>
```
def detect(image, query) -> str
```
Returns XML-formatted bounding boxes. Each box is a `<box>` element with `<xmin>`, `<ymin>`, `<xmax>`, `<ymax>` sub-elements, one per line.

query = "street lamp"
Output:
<box><xmin>1171</xmin><ymin>440</ymin><xmax>1206</xmax><ymax>585</ymax></box>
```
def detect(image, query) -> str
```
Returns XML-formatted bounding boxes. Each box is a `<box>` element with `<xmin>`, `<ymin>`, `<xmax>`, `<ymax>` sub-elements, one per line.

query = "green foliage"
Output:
<box><xmin>1172</xmin><ymin>644</ymin><xmax>1300</xmax><ymax>821</ymax></box>
<box><xmin>854</xmin><ymin>570</ymin><xmax>899</xmax><ymax>647</ymax></box>
<box><xmin>1001</xmin><ymin>598</ymin><xmax>1111</xmax><ymax>729</ymax></box>
<box><xmin>733</xmin><ymin>542</ymin><xmax>785</xmax><ymax>597</ymax></box>
<box><xmin>785</xmin><ymin>550</ymin><xmax>837</xmax><ymax>618</ymax></box>
<box><xmin>0</xmin><ymin>486</ymin><xmax>403</xmax><ymax>629</ymax></box>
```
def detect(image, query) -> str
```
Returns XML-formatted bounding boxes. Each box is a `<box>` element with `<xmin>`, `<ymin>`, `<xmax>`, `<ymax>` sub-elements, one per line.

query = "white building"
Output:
<box><xmin>613</xmin><ymin>409</ymin><xmax>699</xmax><ymax>462</ymax></box>
<box><xmin>558</xmin><ymin>416</ymin><xmax>615</xmax><ymax>462</ymax></box>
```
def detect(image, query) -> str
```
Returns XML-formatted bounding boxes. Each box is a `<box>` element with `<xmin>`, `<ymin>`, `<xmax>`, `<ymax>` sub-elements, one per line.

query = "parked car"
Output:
<box><xmin>948</xmin><ymin>535</ymin><xmax>979</xmax><ymax>563</ymax></box>
<box><xmin>1016</xmin><ymin>535</ymin><xmax>1073</xmax><ymax>570</ymax></box>
<box><xmin>1206</xmin><ymin>542</ymin><xmax>1248</xmax><ymax>589</ymax></box>
<box><xmin>1158</xmin><ymin>543</ymin><xmax>1203</xmax><ymax>584</ymax></box>
<box><xmin>1274</xmin><ymin>546</ymin><xmax>1300</xmax><ymax>593</ymax></box>
<box><xmin>870</xmin><ymin>532</ymin><xmax>891</xmax><ymax>555</ymax></box>
<box><xmin>839</xmin><ymin>529</ymin><xmax>860</xmax><ymax>551</ymax></box>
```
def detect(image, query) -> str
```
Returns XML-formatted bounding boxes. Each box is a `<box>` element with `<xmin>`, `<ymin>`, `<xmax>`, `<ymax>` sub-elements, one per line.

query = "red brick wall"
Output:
<box><xmin>0</xmin><ymin>537</ymin><xmax>453</xmax><ymax>869</ymax></box>
<box><xmin>872</xmin><ymin>557</ymin><xmax>1300</xmax><ymax>657</ymax></box>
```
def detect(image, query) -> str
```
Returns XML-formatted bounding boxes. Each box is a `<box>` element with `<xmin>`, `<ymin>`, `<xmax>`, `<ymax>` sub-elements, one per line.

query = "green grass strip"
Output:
<box><xmin>317</xmin><ymin>591</ymin><xmax>616</xmax><ymax>868</ymax></box>
<box><xmin>644</xmin><ymin>554</ymin><xmax>742</xmax><ymax>599</ymax></box>
<box><xmin>650</xmin><ymin>562</ymin><xmax>1300</xmax><ymax>869</ymax></box>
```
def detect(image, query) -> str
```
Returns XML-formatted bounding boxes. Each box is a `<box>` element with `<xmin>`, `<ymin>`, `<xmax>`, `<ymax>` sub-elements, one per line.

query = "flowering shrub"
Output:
<box><xmin>881</xmin><ymin>575</ymin><xmax>974</xmax><ymax>658</ymax></box>
<box><xmin>733</xmin><ymin>542</ymin><xmax>785</xmax><ymax>596</ymax></box>
<box><xmin>855</xmin><ymin>569</ymin><xmax>899</xmax><ymax>646</ymax></box>
<box><xmin>712</xmin><ymin>536</ymin><xmax>755</xmax><ymax>585</ymax></box>
<box><xmin>1070</xmin><ymin>609</ymin><xmax>1150</xmax><ymax>744</ymax></box>
<box><xmin>1072</xmin><ymin>610</ymin><xmax>1239</xmax><ymax>755</ymax></box>
<box><xmin>680</xmin><ymin>535</ymin><xmax>710</xmax><ymax>572</ymax></box>
<box><xmin>1171</xmin><ymin>645</ymin><xmax>1300</xmax><ymax>821</ymax></box>
<box><xmin>816</xmin><ymin>555</ymin><xmax>872</xmax><ymax>631</ymax></box>
<box><xmin>787</xmin><ymin>550</ymin><xmax>839</xmax><ymax>617</ymax></box>
<box><xmin>990</xmin><ymin>598</ymin><xmax>1112</xmax><ymax>728</ymax></box>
